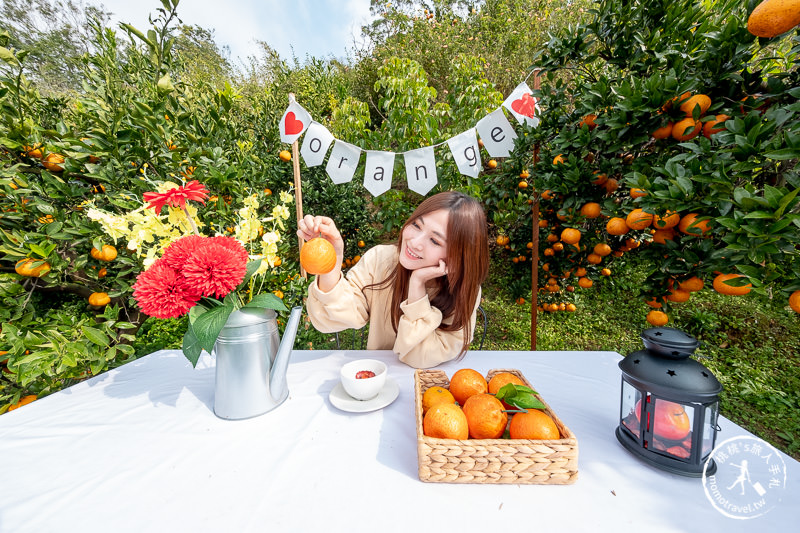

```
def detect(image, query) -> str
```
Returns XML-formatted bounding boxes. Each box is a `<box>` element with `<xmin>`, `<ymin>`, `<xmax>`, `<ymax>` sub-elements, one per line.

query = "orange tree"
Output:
<box><xmin>483</xmin><ymin>0</ymin><xmax>800</xmax><ymax>321</ymax></box>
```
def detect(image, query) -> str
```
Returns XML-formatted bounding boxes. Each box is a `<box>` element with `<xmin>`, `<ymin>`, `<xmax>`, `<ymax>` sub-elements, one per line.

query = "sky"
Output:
<box><xmin>97</xmin><ymin>0</ymin><xmax>374</xmax><ymax>66</ymax></box>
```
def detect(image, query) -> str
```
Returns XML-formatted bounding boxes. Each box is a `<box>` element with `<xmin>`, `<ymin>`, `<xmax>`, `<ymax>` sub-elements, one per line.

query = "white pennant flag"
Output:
<box><xmin>325</xmin><ymin>140</ymin><xmax>361</xmax><ymax>184</ymax></box>
<box><xmin>364</xmin><ymin>151</ymin><xmax>395</xmax><ymax>197</ymax></box>
<box><xmin>447</xmin><ymin>129</ymin><xmax>481</xmax><ymax>178</ymax></box>
<box><xmin>404</xmin><ymin>147</ymin><xmax>437</xmax><ymax>195</ymax></box>
<box><xmin>502</xmin><ymin>82</ymin><xmax>540</xmax><ymax>128</ymax></box>
<box><xmin>279</xmin><ymin>100</ymin><xmax>312</xmax><ymax>144</ymax></box>
<box><xmin>476</xmin><ymin>108</ymin><xmax>518</xmax><ymax>158</ymax></box>
<box><xmin>300</xmin><ymin>121</ymin><xmax>334</xmax><ymax>167</ymax></box>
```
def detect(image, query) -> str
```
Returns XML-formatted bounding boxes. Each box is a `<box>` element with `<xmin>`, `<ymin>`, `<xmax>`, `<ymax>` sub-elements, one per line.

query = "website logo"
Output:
<box><xmin>702</xmin><ymin>435</ymin><xmax>787</xmax><ymax>519</ymax></box>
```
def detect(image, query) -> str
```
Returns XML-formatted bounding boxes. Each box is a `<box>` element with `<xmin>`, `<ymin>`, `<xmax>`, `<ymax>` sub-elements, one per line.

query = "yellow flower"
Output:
<box><xmin>279</xmin><ymin>191</ymin><xmax>293</xmax><ymax>204</ymax></box>
<box><xmin>272</xmin><ymin>205</ymin><xmax>290</xmax><ymax>221</ymax></box>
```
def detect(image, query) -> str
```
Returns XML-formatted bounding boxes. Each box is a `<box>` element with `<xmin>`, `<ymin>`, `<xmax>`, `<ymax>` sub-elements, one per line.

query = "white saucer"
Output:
<box><xmin>329</xmin><ymin>377</ymin><xmax>400</xmax><ymax>413</ymax></box>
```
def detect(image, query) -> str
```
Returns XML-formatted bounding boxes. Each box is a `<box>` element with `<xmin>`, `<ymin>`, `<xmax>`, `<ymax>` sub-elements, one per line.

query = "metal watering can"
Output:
<box><xmin>212</xmin><ymin>305</ymin><xmax>303</xmax><ymax>420</ymax></box>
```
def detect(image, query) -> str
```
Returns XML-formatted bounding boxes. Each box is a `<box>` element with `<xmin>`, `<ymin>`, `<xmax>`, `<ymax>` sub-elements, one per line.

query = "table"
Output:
<box><xmin>1</xmin><ymin>349</ymin><xmax>797</xmax><ymax>532</ymax></box>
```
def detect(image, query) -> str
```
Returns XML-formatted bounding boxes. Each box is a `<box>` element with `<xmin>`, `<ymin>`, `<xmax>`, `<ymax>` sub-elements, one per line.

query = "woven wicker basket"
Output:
<box><xmin>415</xmin><ymin>368</ymin><xmax>579</xmax><ymax>484</ymax></box>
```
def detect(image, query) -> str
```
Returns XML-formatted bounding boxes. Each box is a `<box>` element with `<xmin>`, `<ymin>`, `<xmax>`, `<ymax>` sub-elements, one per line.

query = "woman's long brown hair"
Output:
<box><xmin>368</xmin><ymin>191</ymin><xmax>489</xmax><ymax>357</ymax></box>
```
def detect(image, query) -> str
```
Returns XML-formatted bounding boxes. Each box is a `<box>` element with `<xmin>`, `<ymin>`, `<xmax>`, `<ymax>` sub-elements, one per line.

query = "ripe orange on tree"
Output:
<box><xmin>789</xmin><ymin>290</ymin><xmax>800</xmax><ymax>313</ymax></box>
<box><xmin>462</xmin><ymin>393</ymin><xmax>508</xmax><ymax>439</ymax></box>
<box><xmin>671</xmin><ymin>117</ymin><xmax>702</xmax><ymax>141</ymax></box>
<box><xmin>300</xmin><ymin>238</ymin><xmax>337</xmax><ymax>275</ymax></box>
<box><xmin>593</xmin><ymin>243</ymin><xmax>612</xmax><ymax>257</ymax></box>
<box><xmin>652</xmin><ymin>123</ymin><xmax>673</xmax><ymax>139</ymax></box>
<box><xmin>603</xmin><ymin>178</ymin><xmax>619</xmax><ymax>194</ymax></box>
<box><xmin>487</xmin><ymin>159</ymin><xmax>498</xmax><ymax>169</ymax></box>
<box><xmin>509</xmin><ymin>409</ymin><xmax>560</xmax><ymax>440</ymax></box>
<box><xmin>560</xmin><ymin>227</ymin><xmax>581</xmax><ymax>245</ymax></box>
<box><xmin>653</xmin><ymin>211</ymin><xmax>681</xmax><ymax>229</ymax></box>
<box><xmin>279</xmin><ymin>150</ymin><xmax>292</xmax><ymax>162</ymax></box>
<box><xmin>747</xmin><ymin>0</ymin><xmax>800</xmax><ymax>38</ymax></box>
<box><xmin>679</xmin><ymin>276</ymin><xmax>704</xmax><ymax>292</ymax></box>
<box><xmin>88</xmin><ymin>292</ymin><xmax>111</xmax><ymax>306</ymax></box>
<box><xmin>586</xmin><ymin>253</ymin><xmax>603</xmax><ymax>264</ymax></box>
<box><xmin>626</xmin><ymin>208</ymin><xmax>654</xmax><ymax>230</ymax></box>
<box><xmin>580</xmin><ymin>202</ymin><xmax>601</xmax><ymax>218</ymax></box>
<box><xmin>591</xmin><ymin>171</ymin><xmax>608</xmax><ymax>186</ymax></box>
<box><xmin>652</xmin><ymin>228</ymin><xmax>675</xmax><ymax>244</ymax></box>
<box><xmin>600</xmin><ymin>268</ymin><xmax>611</xmax><ymax>277</ymax></box>
<box><xmin>520</xmin><ymin>169</ymin><xmax>530</xmax><ymax>179</ymax></box>
<box><xmin>23</xmin><ymin>144</ymin><xmax>43</xmax><ymax>158</ymax></box>
<box><xmin>7</xmin><ymin>395</ymin><xmax>37</xmax><ymax>411</ymax></box>
<box><xmin>606</xmin><ymin>217</ymin><xmax>629</xmax><ymax>236</ymax></box>
<box><xmin>423</xmin><ymin>402</ymin><xmax>469</xmax><ymax>439</ymax></box>
<box><xmin>703</xmin><ymin>114</ymin><xmax>730</xmax><ymax>138</ymax></box>
<box><xmin>666</xmin><ymin>288</ymin><xmax>691</xmax><ymax>303</ymax></box>
<box><xmin>678</xmin><ymin>213</ymin><xmax>711</xmax><ymax>236</ymax></box>
<box><xmin>357</xmin><ymin>240</ymin><xmax>365</xmax><ymax>248</ymax></box>
<box><xmin>579</xmin><ymin>113</ymin><xmax>598</xmax><ymax>130</ymax></box>
<box><xmin>15</xmin><ymin>258</ymin><xmax>51</xmax><ymax>277</ymax></box>
<box><xmin>647</xmin><ymin>310</ymin><xmax>669</xmax><ymax>326</ymax></box>
<box><xmin>630</xmin><ymin>188</ymin><xmax>648</xmax><ymax>198</ymax></box>
<box><xmin>679</xmin><ymin>94</ymin><xmax>712</xmax><ymax>116</ymax></box>
<box><xmin>518</xmin><ymin>180</ymin><xmax>528</xmax><ymax>189</ymax></box>
<box><xmin>578</xmin><ymin>277</ymin><xmax>593</xmax><ymax>289</ymax></box>
<box><xmin>713</xmin><ymin>273</ymin><xmax>752</xmax><ymax>296</ymax></box>
<box><xmin>448</xmin><ymin>368</ymin><xmax>488</xmax><ymax>406</ymax></box>
<box><xmin>422</xmin><ymin>386</ymin><xmax>456</xmax><ymax>415</ymax></box>
<box><xmin>90</xmin><ymin>244</ymin><xmax>118</xmax><ymax>262</ymax></box>
<box><xmin>42</xmin><ymin>153</ymin><xmax>65</xmax><ymax>172</ymax></box>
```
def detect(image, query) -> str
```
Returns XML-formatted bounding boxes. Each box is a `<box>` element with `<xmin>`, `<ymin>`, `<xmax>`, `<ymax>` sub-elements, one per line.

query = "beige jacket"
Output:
<box><xmin>306</xmin><ymin>244</ymin><xmax>480</xmax><ymax>368</ymax></box>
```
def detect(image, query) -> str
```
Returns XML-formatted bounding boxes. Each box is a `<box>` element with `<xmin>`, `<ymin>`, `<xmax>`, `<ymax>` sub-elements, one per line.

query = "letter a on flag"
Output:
<box><xmin>280</xmin><ymin>99</ymin><xmax>312</xmax><ymax>144</ymax></box>
<box><xmin>503</xmin><ymin>82</ymin><xmax>540</xmax><ymax>128</ymax></box>
<box><xmin>404</xmin><ymin>147</ymin><xmax>437</xmax><ymax>195</ymax></box>
<box><xmin>364</xmin><ymin>151</ymin><xmax>395</xmax><ymax>197</ymax></box>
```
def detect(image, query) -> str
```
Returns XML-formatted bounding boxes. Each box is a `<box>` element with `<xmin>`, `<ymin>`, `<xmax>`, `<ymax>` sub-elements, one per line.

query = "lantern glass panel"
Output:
<box><xmin>620</xmin><ymin>380</ymin><xmax>642</xmax><ymax>438</ymax></box>
<box><xmin>651</xmin><ymin>398</ymin><xmax>693</xmax><ymax>461</ymax></box>
<box><xmin>702</xmin><ymin>403</ymin><xmax>719</xmax><ymax>458</ymax></box>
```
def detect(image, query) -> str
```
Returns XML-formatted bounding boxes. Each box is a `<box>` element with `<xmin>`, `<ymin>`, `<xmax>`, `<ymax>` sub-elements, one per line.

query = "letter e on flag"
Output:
<box><xmin>476</xmin><ymin>109</ymin><xmax>518</xmax><ymax>158</ymax></box>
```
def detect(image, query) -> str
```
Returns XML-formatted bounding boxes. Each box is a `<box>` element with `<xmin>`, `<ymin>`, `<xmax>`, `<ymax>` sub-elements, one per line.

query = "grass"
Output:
<box><xmin>480</xmin><ymin>255</ymin><xmax>800</xmax><ymax>461</ymax></box>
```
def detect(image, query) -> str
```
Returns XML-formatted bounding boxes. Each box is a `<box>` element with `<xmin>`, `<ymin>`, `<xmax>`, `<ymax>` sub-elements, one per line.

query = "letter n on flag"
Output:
<box><xmin>280</xmin><ymin>100</ymin><xmax>312</xmax><ymax>144</ymax></box>
<box><xmin>404</xmin><ymin>147</ymin><xmax>437</xmax><ymax>195</ymax></box>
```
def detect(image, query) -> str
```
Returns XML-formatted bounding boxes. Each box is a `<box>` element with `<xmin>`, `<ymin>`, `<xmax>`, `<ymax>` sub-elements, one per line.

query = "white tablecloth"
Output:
<box><xmin>0</xmin><ymin>349</ymin><xmax>797</xmax><ymax>532</ymax></box>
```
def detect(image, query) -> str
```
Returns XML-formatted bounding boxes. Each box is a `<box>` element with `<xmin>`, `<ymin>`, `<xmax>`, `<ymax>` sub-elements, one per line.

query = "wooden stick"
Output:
<box><xmin>288</xmin><ymin>93</ymin><xmax>306</xmax><ymax>279</ymax></box>
<box><xmin>530</xmin><ymin>69</ymin><xmax>541</xmax><ymax>351</ymax></box>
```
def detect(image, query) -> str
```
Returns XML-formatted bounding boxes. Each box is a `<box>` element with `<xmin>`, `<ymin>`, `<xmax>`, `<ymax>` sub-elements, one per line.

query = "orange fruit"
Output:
<box><xmin>652</xmin><ymin>228</ymin><xmax>675</xmax><ymax>244</ymax></box>
<box><xmin>748</xmin><ymin>0</ymin><xmax>800</xmax><ymax>37</ymax></box>
<box><xmin>671</xmin><ymin>117</ymin><xmax>702</xmax><ymax>141</ymax></box>
<box><xmin>679</xmin><ymin>276</ymin><xmax>704</xmax><ymax>292</ymax></box>
<box><xmin>645</xmin><ymin>296</ymin><xmax>664</xmax><ymax>308</ymax></box>
<box><xmin>560</xmin><ymin>227</ymin><xmax>581</xmax><ymax>245</ymax></box>
<box><xmin>603</xmin><ymin>178</ymin><xmax>619</xmax><ymax>194</ymax></box>
<box><xmin>586</xmin><ymin>253</ymin><xmax>602</xmax><ymax>264</ymax></box>
<box><xmin>713</xmin><ymin>273</ymin><xmax>752</xmax><ymax>296</ymax></box>
<box><xmin>462</xmin><ymin>394</ymin><xmax>508</xmax><ymax>439</ymax></box>
<box><xmin>566</xmin><ymin>303</ymin><xmax>577</xmax><ymax>312</ymax></box>
<box><xmin>15</xmin><ymin>258</ymin><xmax>51</xmax><ymax>277</ymax></box>
<box><xmin>357</xmin><ymin>240</ymin><xmax>365</xmax><ymax>248</ymax></box>
<box><xmin>279</xmin><ymin>150</ymin><xmax>292</xmax><ymax>162</ymax></box>
<box><xmin>647</xmin><ymin>310</ymin><xmax>669</xmax><ymax>326</ymax></box>
<box><xmin>666</xmin><ymin>288</ymin><xmax>691</xmax><ymax>303</ymax></box>
<box><xmin>575</xmin><ymin>267</ymin><xmax>587</xmax><ymax>277</ymax></box>
<box><xmin>600</xmin><ymin>268</ymin><xmax>611</xmax><ymax>277</ymax></box>
<box><xmin>652</xmin><ymin>122</ymin><xmax>673</xmax><ymax>139</ymax></box>
<box><xmin>593</xmin><ymin>243</ymin><xmax>612</xmax><ymax>257</ymax></box>
<box><xmin>88</xmin><ymin>292</ymin><xmax>111</xmax><ymax>306</ymax></box>
<box><xmin>703</xmin><ymin>114</ymin><xmax>729</xmax><ymax>138</ymax></box>
<box><xmin>578</xmin><ymin>277</ymin><xmax>593</xmax><ymax>289</ymax></box>
<box><xmin>630</xmin><ymin>188</ymin><xmax>648</xmax><ymax>198</ymax></box>
<box><xmin>423</xmin><ymin>403</ymin><xmax>469</xmax><ymax>439</ymax></box>
<box><xmin>789</xmin><ymin>290</ymin><xmax>800</xmax><ymax>313</ymax></box>
<box><xmin>626</xmin><ymin>208</ymin><xmax>654</xmax><ymax>230</ymax></box>
<box><xmin>300</xmin><ymin>237</ymin><xmax>337</xmax><ymax>275</ymax></box>
<box><xmin>553</xmin><ymin>154</ymin><xmax>565</xmax><ymax>165</ymax></box>
<box><xmin>449</xmin><ymin>368</ymin><xmax>488</xmax><ymax>406</ymax></box>
<box><xmin>518</xmin><ymin>180</ymin><xmax>528</xmax><ymax>189</ymax></box>
<box><xmin>541</xmin><ymin>190</ymin><xmax>555</xmax><ymax>200</ymax></box>
<box><xmin>97</xmin><ymin>267</ymin><xmax>107</xmax><ymax>278</ymax></box>
<box><xmin>487</xmin><ymin>372</ymin><xmax>525</xmax><ymax>395</ymax></box>
<box><xmin>552</xmin><ymin>242</ymin><xmax>564</xmax><ymax>252</ymax></box>
<box><xmin>679</xmin><ymin>94</ymin><xmax>712</xmax><ymax>116</ymax></box>
<box><xmin>606</xmin><ymin>217</ymin><xmax>629</xmax><ymax>236</ymax></box>
<box><xmin>579</xmin><ymin>114</ymin><xmax>598</xmax><ymax>130</ymax></box>
<box><xmin>422</xmin><ymin>386</ymin><xmax>456</xmax><ymax>415</ymax></box>
<box><xmin>653</xmin><ymin>211</ymin><xmax>681</xmax><ymax>229</ymax></box>
<box><xmin>591</xmin><ymin>171</ymin><xmax>608</xmax><ymax>186</ymax></box>
<box><xmin>7</xmin><ymin>394</ymin><xmax>37</xmax><ymax>411</ymax></box>
<box><xmin>509</xmin><ymin>409</ymin><xmax>560</xmax><ymax>440</ymax></box>
<box><xmin>487</xmin><ymin>159</ymin><xmax>498</xmax><ymax>169</ymax></box>
<box><xmin>90</xmin><ymin>244</ymin><xmax>118</xmax><ymax>262</ymax></box>
<box><xmin>678</xmin><ymin>213</ymin><xmax>711</xmax><ymax>236</ymax></box>
<box><xmin>580</xmin><ymin>202</ymin><xmax>601</xmax><ymax>218</ymax></box>
<box><xmin>42</xmin><ymin>153</ymin><xmax>65</xmax><ymax>172</ymax></box>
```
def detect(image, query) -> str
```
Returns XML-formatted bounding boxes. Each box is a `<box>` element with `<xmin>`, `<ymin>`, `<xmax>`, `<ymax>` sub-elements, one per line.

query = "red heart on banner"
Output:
<box><xmin>284</xmin><ymin>111</ymin><xmax>304</xmax><ymax>135</ymax></box>
<box><xmin>511</xmin><ymin>93</ymin><xmax>537</xmax><ymax>118</ymax></box>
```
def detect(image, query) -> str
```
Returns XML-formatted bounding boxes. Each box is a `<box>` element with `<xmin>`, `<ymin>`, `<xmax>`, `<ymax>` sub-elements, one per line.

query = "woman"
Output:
<box><xmin>297</xmin><ymin>191</ymin><xmax>489</xmax><ymax>368</ymax></box>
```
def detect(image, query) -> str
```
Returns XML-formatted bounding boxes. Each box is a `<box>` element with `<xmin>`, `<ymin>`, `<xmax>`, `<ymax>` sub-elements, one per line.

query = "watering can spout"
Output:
<box><xmin>269</xmin><ymin>306</ymin><xmax>303</xmax><ymax>403</ymax></box>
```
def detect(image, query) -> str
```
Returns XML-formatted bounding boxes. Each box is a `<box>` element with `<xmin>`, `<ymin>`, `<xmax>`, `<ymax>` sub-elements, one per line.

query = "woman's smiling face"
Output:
<box><xmin>399</xmin><ymin>209</ymin><xmax>449</xmax><ymax>271</ymax></box>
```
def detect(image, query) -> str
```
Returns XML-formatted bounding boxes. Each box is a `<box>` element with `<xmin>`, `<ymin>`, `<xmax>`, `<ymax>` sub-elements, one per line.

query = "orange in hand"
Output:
<box><xmin>423</xmin><ymin>402</ymin><xmax>469</xmax><ymax>439</ymax></box>
<box><xmin>509</xmin><ymin>409</ymin><xmax>560</xmax><ymax>440</ymax></box>
<box><xmin>300</xmin><ymin>237</ymin><xmax>337</xmax><ymax>275</ymax></box>
<box><xmin>448</xmin><ymin>368</ymin><xmax>487</xmax><ymax>406</ymax></box>
<box><xmin>462</xmin><ymin>394</ymin><xmax>508</xmax><ymax>439</ymax></box>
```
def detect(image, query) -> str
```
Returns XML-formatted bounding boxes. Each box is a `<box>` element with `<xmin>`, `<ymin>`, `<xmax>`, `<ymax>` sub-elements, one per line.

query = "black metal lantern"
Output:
<box><xmin>616</xmin><ymin>326</ymin><xmax>722</xmax><ymax>477</ymax></box>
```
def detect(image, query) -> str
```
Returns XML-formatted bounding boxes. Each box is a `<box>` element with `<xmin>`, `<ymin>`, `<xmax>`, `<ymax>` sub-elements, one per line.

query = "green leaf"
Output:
<box><xmin>237</xmin><ymin>258</ymin><xmax>263</xmax><ymax>290</ymax></box>
<box><xmin>776</xmin><ymin>187</ymin><xmax>800</xmax><ymax>218</ymax></box>
<box><xmin>763</xmin><ymin>148</ymin><xmax>800</xmax><ymax>160</ymax></box>
<box><xmin>192</xmin><ymin>305</ymin><xmax>234</xmax><ymax>354</ymax></box>
<box><xmin>494</xmin><ymin>383</ymin><xmax>546</xmax><ymax>410</ymax></box>
<box><xmin>157</xmin><ymin>73</ymin><xmax>175</xmax><ymax>94</ymax></box>
<box><xmin>81</xmin><ymin>326</ymin><xmax>110</xmax><ymax>347</ymax></box>
<box><xmin>243</xmin><ymin>293</ymin><xmax>289</xmax><ymax>312</ymax></box>
<box><xmin>182</xmin><ymin>327</ymin><xmax>203</xmax><ymax>368</ymax></box>
<box><xmin>0</xmin><ymin>46</ymin><xmax>18</xmax><ymax>66</ymax></box>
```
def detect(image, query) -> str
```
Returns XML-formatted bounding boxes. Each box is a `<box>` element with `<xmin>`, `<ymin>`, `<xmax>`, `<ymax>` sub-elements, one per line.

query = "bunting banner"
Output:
<box><xmin>280</xmin><ymin>82</ymin><xmax>540</xmax><ymax>197</ymax></box>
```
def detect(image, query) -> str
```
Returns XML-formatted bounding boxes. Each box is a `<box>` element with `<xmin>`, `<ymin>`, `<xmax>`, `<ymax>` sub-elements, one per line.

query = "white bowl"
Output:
<box><xmin>340</xmin><ymin>359</ymin><xmax>387</xmax><ymax>401</ymax></box>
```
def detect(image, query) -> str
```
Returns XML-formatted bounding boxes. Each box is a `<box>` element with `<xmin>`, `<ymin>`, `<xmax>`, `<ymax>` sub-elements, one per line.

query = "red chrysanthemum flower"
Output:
<box><xmin>181</xmin><ymin>242</ymin><xmax>247</xmax><ymax>299</ymax></box>
<box><xmin>143</xmin><ymin>180</ymin><xmax>209</xmax><ymax>214</ymax></box>
<box><xmin>206</xmin><ymin>236</ymin><xmax>249</xmax><ymax>264</ymax></box>
<box><xmin>162</xmin><ymin>234</ymin><xmax>207</xmax><ymax>270</ymax></box>
<box><xmin>132</xmin><ymin>259</ymin><xmax>202</xmax><ymax>319</ymax></box>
